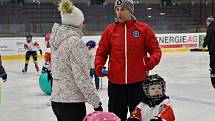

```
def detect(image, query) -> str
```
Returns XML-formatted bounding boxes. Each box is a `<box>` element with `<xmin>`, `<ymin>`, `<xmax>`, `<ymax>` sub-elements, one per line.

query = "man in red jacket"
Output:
<box><xmin>95</xmin><ymin>0</ymin><xmax>162</xmax><ymax>120</ymax></box>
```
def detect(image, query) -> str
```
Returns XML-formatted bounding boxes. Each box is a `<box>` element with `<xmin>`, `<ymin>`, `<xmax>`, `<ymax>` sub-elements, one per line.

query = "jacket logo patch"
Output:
<box><xmin>132</xmin><ymin>31</ymin><xmax>140</xmax><ymax>38</ymax></box>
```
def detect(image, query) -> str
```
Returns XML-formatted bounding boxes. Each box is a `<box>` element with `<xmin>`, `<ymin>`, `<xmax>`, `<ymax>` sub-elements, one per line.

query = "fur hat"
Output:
<box><xmin>58</xmin><ymin>0</ymin><xmax>84</xmax><ymax>27</ymax></box>
<box><xmin>114</xmin><ymin>0</ymin><xmax>134</xmax><ymax>13</ymax></box>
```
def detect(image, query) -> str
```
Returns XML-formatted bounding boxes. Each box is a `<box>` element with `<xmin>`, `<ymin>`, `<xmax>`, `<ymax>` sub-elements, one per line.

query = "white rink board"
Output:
<box><xmin>0</xmin><ymin>33</ymin><xmax>206</xmax><ymax>56</ymax></box>
<box><xmin>0</xmin><ymin>37</ymin><xmax>47</xmax><ymax>56</ymax></box>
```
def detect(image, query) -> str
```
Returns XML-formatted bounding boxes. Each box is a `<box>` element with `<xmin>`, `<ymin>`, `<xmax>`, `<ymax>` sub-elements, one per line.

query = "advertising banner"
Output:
<box><xmin>0</xmin><ymin>37</ymin><xmax>46</xmax><ymax>56</ymax></box>
<box><xmin>0</xmin><ymin>38</ymin><xmax>18</xmax><ymax>56</ymax></box>
<box><xmin>157</xmin><ymin>33</ymin><xmax>199</xmax><ymax>48</ymax></box>
<box><xmin>198</xmin><ymin>33</ymin><xmax>206</xmax><ymax>48</ymax></box>
<box><xmin>0</xmin><ymin>33</ymin><xmax>207</xmax><ymax>56</ymax></box>
<box><xmin>82</xmin><ymin>33</ymin><xmax>202</xmax><ymax>49</ymax></box>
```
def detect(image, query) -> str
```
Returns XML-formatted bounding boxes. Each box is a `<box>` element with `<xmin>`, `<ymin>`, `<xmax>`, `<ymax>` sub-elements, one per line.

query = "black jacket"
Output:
<box><xmin>0</xmin><ymin>55</ymin><xmax>7</xmax><ymax>79</ymax></box>
<box><xmin>203</xmin><ymin>21</ymin><xmax>215</xmax><ymax>55</ymax></box>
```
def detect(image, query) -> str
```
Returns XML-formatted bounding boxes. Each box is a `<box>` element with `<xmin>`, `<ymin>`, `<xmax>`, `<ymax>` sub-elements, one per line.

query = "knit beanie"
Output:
<box><xmin>58</xmin><ymin>0</ymin><xmax>84</xmax><ymax>27</ymax></box>
<box><xmin>114</xmin><ymin>0</ymin><xmax>134</xmax><ymax>13</ymax></box>
<box><xmin>206</xmin><ymin>16</ymin><xmax>214</xmax><ymax>23</ymax></box>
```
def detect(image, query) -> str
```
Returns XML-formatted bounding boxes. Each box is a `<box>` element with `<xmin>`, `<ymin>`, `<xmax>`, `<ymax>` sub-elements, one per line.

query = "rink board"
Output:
<box><xmin>0</xmin><ymin>33</ymin><xmax>206</xmax><ymax>60</ymax></box>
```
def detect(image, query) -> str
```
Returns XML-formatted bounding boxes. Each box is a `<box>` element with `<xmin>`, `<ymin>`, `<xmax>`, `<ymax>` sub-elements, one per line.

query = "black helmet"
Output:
<box><xmin>143</xmin><ymin>74</ymin><xmax>166</xmax><ymax>100</ymax></box>
<box><xmin>26</xmin><ymin>32</ymin><xmax>32</xmax><ymax>42</ymax></box>
<box><xmin>26</xmin><ymin>32</ymin><xmax>32</xmax><ymax>38</ymax></box>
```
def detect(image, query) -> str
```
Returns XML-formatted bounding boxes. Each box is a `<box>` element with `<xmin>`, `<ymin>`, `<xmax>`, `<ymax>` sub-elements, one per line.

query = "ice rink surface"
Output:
<box><xmin>0</xmin><ymin>52</ymin><xmax>215</xmax><ymax>121</ymax></box>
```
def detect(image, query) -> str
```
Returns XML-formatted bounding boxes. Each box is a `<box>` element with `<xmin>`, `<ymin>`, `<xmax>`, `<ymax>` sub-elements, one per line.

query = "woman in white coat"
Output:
<box><xmin>50</xmin><ymin>0</ymin><xmax>102</xmax><ymax>121</ymax></box>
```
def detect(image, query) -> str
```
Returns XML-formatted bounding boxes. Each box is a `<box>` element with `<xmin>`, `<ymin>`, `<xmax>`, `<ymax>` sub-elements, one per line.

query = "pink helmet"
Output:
<box><xmin>83</xmin><ymin>111</ymin><xmax>121</xmax><ymax>121</ymax></box>
<box><xmin>44</xmin><ymin>33</ymin><xmax>51</xmax><ymax>42</ymax></box>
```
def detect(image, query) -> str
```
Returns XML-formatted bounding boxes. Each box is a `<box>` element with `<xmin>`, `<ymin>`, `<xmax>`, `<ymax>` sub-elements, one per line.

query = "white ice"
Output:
<box><xmin>0</xmin><ymin>52</ymin><xmax>215</xmax><ymax>121</ymax></box>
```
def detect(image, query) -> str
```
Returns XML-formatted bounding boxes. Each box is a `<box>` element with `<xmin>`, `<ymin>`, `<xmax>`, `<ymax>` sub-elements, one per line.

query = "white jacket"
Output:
<box><xmin>50</xmin><ymin>23</ymin><xmax>101</xmax><ymax>108</ymax></box>
<box><xmin>130</xmin><ymin>98</ymin><xmax>175</xmax><ymax>121</ymax></box>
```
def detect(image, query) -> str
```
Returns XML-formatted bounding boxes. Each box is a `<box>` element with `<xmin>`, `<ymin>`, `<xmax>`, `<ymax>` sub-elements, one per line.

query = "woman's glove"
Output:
<box><xmin>94</xmin><ymin>102</ymin><xmax>103</xmax><ymax>111</ymax></box>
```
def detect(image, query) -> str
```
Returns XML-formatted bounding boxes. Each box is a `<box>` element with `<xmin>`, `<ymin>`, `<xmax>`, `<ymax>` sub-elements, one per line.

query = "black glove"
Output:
<box><xmin>150</xmin><ymin>116</ymin><xmax>162</xmax><ymax>121</ymax></box>
<box><xmin>39</xmin><ymin>49</ymin><xmax>42</xmax><ymax>56</ymax></box>
<box><xmin>94</xmin><ymin>102</ymin><xmax>103</xmax><ymax>111</ymax></box>
<box><xmin>94</xmin><ymin>105</ymin><xmax>103</xmax><ymax>111</ymax></box>
<box><xmin>2</xmin><ymin>73</ymin><xmax>7</xmax><ymax>82</ymax></box>
<box><xmin>42</xmin><ymin>66</ymin><xmax>48</xmax><ymax>73</ymax></box>
<box><xmin>2</xmin><ymin>73</ymin><xmax>7</xmax><ymax>80</ymax></box>
<box><xmin>127</xmin><ymin>117</ymin><xmax>140</xmax><ymax>121</ymax></box>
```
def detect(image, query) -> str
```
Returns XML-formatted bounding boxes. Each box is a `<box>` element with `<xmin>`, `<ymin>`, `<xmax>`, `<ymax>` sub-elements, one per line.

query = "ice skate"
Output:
<box><xmin>36</xmin><ymin>67</ymin><xmax>40</xmax><ymax>72</ymax></box>
<box><xmin>96</xmin><ymin>83</ymin><xmax>100</xmax><ymax>90</ymax></box>
<box><xmin>36</xmin><ymin>67</ymin><xmax>40</xmax><ymax>75</ymax></box>
<box><xmin>22</xmin><ymin>67</ymin><xmax>27</xmax><ymax>73</ymax></box>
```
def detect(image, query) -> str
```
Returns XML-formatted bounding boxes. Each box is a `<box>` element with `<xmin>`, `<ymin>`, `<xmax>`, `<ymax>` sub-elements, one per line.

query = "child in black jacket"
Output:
<box><xmin>0</xmin><ymin>55</ymin><xmax>7</xmax><ymax>82</ymax></box>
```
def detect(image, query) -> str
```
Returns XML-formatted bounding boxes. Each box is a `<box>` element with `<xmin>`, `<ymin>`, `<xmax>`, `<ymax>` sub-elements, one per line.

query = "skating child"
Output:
<box><xmin>86</xmin><ymin>40</ymin><xmax>100</xmax><ymax>90</ymax></box>
<box><xmin>22</xmin><ymin>32</ymin><xmax>42</xmax><ymax>73</ymax></box>
<box><xmin>42</xmin><ymin>33</ymin><xmax>52</xmax><ymax>87</ymax></box>
<box><xmin>0</xmin><ymin>55</ymin><xmax>7</xmax><ymax>82</ymax></box>
<box><xmin>127</xmin><ymin>74</ymin><xmax>175</xmax><ymax>121</ymax></box>
<box><xmin>41</xmin><ymin>33</ymin><xmax>53</xmax><ymax>105</ymax></box>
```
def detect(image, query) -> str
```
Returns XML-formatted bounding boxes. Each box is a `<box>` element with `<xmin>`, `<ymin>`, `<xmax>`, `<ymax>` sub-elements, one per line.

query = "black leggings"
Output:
<box><xmin>25</xmin><ymin>51</ymin><xmax>37</xmax><ymax>61</ymax></box>
<box><xmin>51</xmin><ymin>102</ymin><xmax>86</xmax><ymax>121</ymax></box>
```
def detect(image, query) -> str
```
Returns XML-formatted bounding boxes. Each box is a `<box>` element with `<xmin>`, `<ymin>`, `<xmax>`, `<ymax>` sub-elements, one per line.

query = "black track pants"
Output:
<box><xmin>108</xmin><ymin>81</ymin><xmax>145</xmax><ymax>121</ymax></box>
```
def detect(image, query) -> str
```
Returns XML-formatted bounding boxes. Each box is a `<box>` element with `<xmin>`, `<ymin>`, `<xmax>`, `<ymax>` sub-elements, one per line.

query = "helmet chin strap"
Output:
<box><xmin>147</xmin><ymin>94</ymin><xmax>166</xmax><ymax>107</ymax></box>
<box><xmin>149</xmin><ymin>94</ymin><xmax>165</xmax><ymax>100</ymax></box>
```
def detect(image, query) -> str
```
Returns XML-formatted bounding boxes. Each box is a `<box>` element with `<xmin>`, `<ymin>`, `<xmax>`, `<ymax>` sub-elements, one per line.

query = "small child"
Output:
<box><xmin>0</xmin><ymin>55</ymin><xmax>7</xmax><ymax>82</ymax></box>
<box><xmin>127</xmin><ymin>74</ymin><xmax>175</xmax><ymax>121</ymax></box>
<box><xmin>42</xmin><ymin>33</ymin><xmax>53</xmax><ymax>105</ymax></box>
<box><xmin>22</xmin><ymin>32</ymin><xmax>42</xmax><ymax>73</ymax></box>
<box><xmin>86</xmin><ymin>40</ymin><xmax>100</xmax><ymax>90</ymax></box>
<box><xmin>42</xmin><ymin>33</ymin><xmax>52</xmax><ymax>87</ymax></box>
